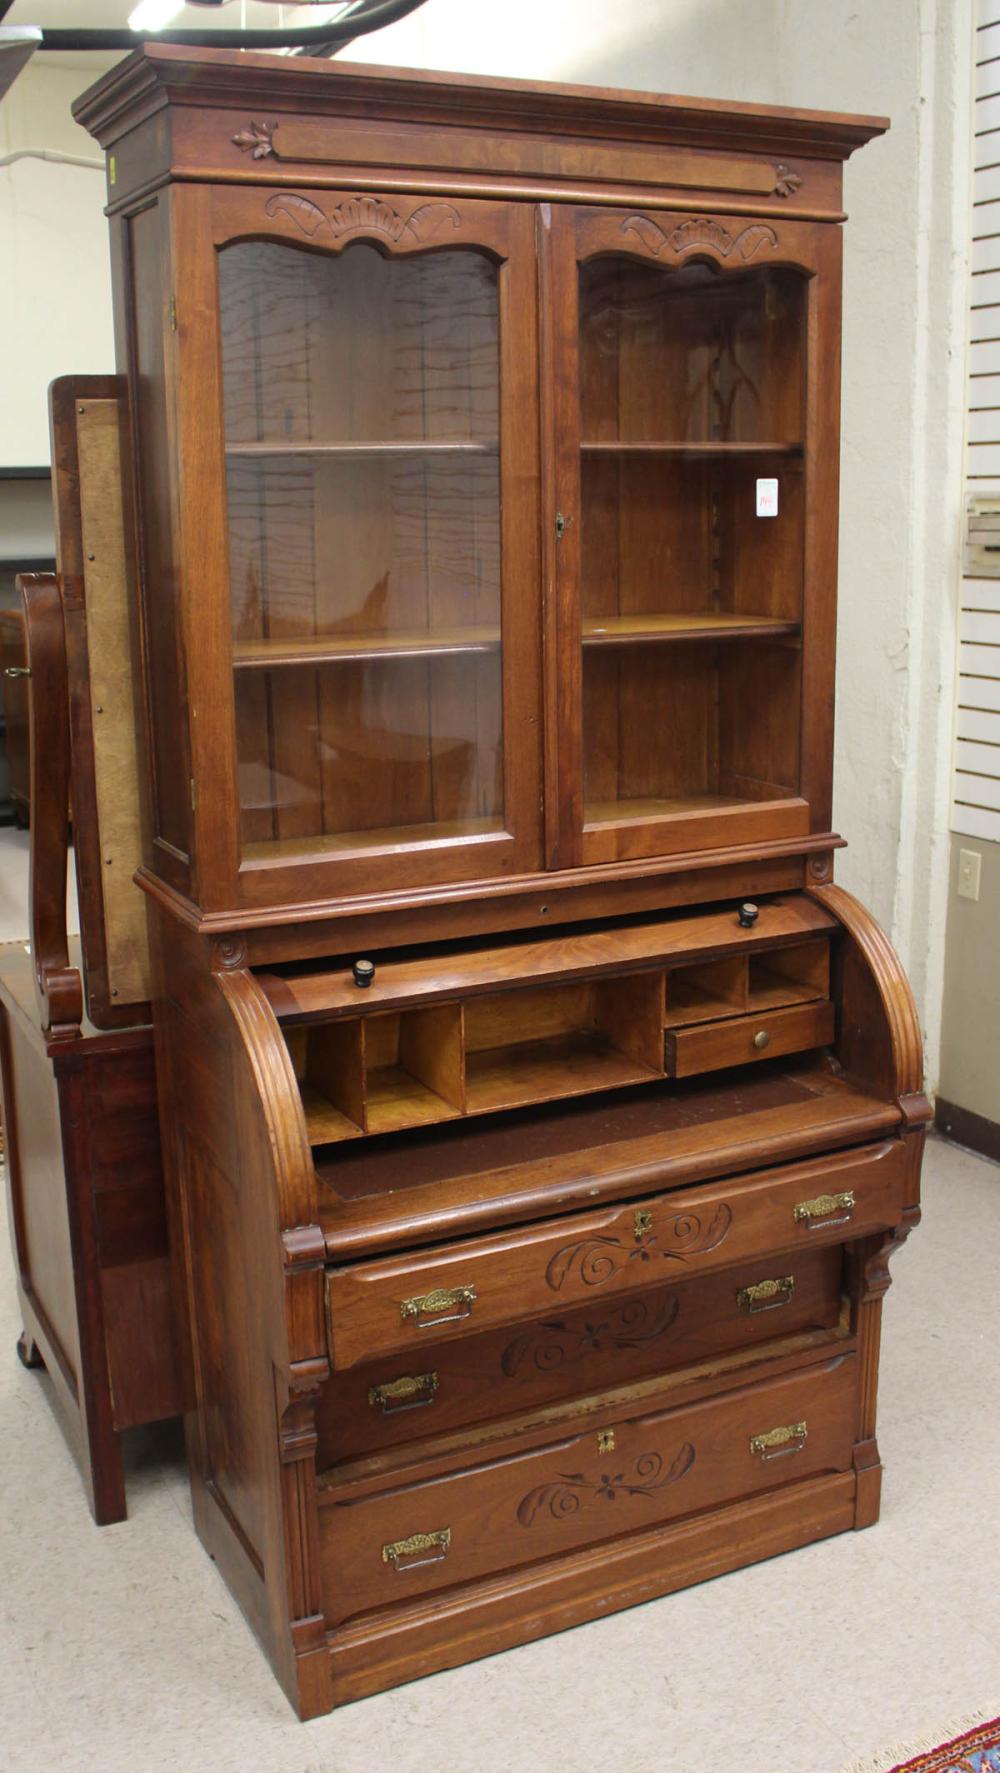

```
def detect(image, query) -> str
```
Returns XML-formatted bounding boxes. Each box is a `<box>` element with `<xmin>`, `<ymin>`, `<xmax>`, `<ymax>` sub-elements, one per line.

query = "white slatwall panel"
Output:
<box><xmin>968</xmin><ymin>406</ymin><xmax>1000</xmax><ymax>439</ymax></box>
<box><xmin>972</xmin><ymin>235</ymin><xmax>1000</xmax><ymax>272</ymax></box>
<box><xmin>957</xmin><ymin>9</ymin><xmax>1000</xmax><ymax>839</ymax></box>
<box><xmin>970</xmin><ymin>336</ymin><xmax>1000</xmax><ymax>371</ymax></box>
<box><xmin>971</xmin><ymin>266</ymin><xmax>1000</xmax><ymax>303</ymax></box>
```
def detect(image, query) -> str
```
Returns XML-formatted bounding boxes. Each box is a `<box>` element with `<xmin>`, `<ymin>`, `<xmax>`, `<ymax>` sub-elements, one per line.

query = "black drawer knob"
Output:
<box><xmin>352</xmin><ymin>958</ymin><xmax>375</xmax><ymax>989</ymax></box>
<box><xmin>738</xmin><ymin>902</ymin><xmax>759</xmax><ymax>928</ymax></box>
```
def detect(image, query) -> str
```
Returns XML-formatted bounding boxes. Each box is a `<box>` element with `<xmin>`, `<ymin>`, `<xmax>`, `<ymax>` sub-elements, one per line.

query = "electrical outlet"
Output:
<box><xmin>957</xmin><ymin>848</ymin><xmax>982</xmax><ymax>902</ymax></box>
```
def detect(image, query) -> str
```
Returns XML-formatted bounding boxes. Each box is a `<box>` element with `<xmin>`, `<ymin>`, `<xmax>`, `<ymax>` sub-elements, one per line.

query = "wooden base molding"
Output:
<box><xmin>935</xmin><ymin>1098</ymin><xmax>1000</xmax><ymax>1167</ymax></box>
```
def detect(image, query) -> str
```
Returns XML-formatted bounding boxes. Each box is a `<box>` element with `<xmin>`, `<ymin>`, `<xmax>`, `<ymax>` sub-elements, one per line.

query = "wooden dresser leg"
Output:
<box><xmin>16</xmin><ymin>1331</ymin><xmax>45</xmax><ymax>1370</ymax></box>
<box><xmin>853</xmin><ymin>1437</ymin><xmax>883</xmax><ymax>1529</ymax></box>
<box><xmin>83</xmin><ymin>1420</ymin><xmax>128</xmax><ymax>1527</ymax></box>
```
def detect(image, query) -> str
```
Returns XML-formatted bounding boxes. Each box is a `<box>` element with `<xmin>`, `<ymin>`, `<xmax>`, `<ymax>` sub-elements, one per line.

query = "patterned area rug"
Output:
<box><xmin>843</xmin><ymin>1714</ymin><xmax>1000</xmax><ymax>1773</ymax></box>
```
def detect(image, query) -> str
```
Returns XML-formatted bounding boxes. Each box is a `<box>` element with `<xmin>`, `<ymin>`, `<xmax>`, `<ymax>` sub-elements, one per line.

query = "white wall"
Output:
<box><xmin>356</xmin><ymin>0</ymin><xmax>973</xmax><ymax>1087</ymax></box>
<box><xmin>0</xmin><ymin>57</ymin><xmax>115</xmax><ymax>468</ymax></box>
<box><xmin>0</xmin><ymin>6</ymin><xmax>972</xmax><ymax>1087</ymax></box>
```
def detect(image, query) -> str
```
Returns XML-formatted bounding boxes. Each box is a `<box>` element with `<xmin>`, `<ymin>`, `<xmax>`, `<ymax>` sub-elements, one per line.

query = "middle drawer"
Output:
<box><xmin>317</xmin><ymin>1244</ymin><xmax>842</xmax><ymax>1466</ymax></box>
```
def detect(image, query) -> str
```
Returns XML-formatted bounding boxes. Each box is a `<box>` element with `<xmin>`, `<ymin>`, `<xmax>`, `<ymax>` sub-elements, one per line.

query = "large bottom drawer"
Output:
<box><xmin>318</xmin><ymin>1350</ymin><xmax>858</xmax><ymax>1628</ymax></box>
<box><xmin>317</xmin><ymin>1244</ymin><xmax>843</xmax><ymax>1466</ymax></box>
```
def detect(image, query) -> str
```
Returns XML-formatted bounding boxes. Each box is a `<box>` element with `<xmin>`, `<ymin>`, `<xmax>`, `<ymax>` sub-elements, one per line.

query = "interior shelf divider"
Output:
<box><xmin>582</xmin><ymin>613</ymin><xmax>800</xmax><ymax>646</ymax></box>
<box><xmin>233</xmin><ymin>626</ymin><xmax>502</xmax><ymax>669</ymax></box>
<box><xmin>579</xmin><ymin>440</ymin><xmax>804</xmax><ymax>457</ymax></box>
<box><xmin>226</xmin><ymin>439</ymin><xmax>498</xmax><ymax>458</ymax></box>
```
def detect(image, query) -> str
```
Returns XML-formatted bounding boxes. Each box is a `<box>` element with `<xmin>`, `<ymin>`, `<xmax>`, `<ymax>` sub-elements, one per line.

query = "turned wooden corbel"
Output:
<box><xmin>858</xmin><ymin>1205</ymin><xmax>922</xmax><ymax>1303</ymax></box>
<box><xmin>277</xmin><ymin>1366</ymin><xmax>327</xmax><ymax>1465</ymax></box>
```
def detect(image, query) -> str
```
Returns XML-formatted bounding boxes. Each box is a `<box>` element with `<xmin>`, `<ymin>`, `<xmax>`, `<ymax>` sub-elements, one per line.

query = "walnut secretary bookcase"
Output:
<box><xmin>74</xmin><ymin>47</ymin><xmax>927</xmax><ymax>1718</ymax></box>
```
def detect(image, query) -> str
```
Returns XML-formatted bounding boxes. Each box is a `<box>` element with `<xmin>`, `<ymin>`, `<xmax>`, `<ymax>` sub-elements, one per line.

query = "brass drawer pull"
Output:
<box><xmin>400</xmin><ymin>1284</ymin><xmax>478</xmax><ymax>1328</ymax></box>
<box><xmin>737</xmin><ymin>1275</ymin><xmax>795</xmax><ymax>1314</ymax></box>
<box><xmin>368</xmin><ymin>1371</ymin><xmax>439</xmax><ymax>1414</ymax></box>
<box><xmin>752</xmin><ymin>1029</ymin><xmax>771</xmax><ymax>1051</ymax></box>
<box><xmin>794</xmin><ymin>1190</ymin><xmax>855</xmax><ymax>1229</ymax></box>
<box><xmin>382</xmin><ymin>1529</ymin><xmax>451</xmax><ymax>1572</ymax></box>
<box><xmin>750</xmin><ymin>1421</ymin><xmax>808</xmax><ymax>1461</ymax></box>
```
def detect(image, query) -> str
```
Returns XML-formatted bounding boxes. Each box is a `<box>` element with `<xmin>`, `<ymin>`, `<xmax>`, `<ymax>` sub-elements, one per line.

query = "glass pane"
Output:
<box><xmin>219</xmin><ymin>241</ymin><xmax>503</xmax><ymax>858</ymax></box>
<box><xmin>578</xmin><ymin>258</ymin><xmax>805</xmax><ymax>828</ymax></box>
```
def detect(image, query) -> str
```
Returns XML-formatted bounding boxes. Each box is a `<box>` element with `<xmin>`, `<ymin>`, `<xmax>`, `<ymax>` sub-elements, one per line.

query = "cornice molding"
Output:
<box><xmin>73</xmin><ymin>44</ymin><xmax>888</xmax><ymax>163</ymax></box>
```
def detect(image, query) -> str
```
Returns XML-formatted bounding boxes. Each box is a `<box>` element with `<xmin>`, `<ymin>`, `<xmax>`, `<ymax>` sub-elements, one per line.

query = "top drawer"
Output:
<box><xmin>325</xmin><ymin>1137</ymin><xmax>909</xmax><ymax>1371</ymax></box>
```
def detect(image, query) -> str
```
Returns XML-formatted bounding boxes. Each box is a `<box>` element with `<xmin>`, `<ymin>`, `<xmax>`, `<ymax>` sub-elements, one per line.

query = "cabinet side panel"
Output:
<box><xmin>127</xmin><ymin>201</ymin><xmax>192</xmax><ymax>884</ymax></box>
<box><xmin>3</xmin><ymin>1016</ymin><xmax>81</xmax><ymax>1381</ymax></box>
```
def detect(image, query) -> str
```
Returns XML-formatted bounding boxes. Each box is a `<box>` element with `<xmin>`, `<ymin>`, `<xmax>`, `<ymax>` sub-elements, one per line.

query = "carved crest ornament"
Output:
<box><xmin>262</xmin><ymin>191</ymin><xmax>462</xmax><ymax>245</ymax></box>
<box><xmin>622</xmin><ymin>214</ymin><xmax>779</xmax><ymax>262</ymax></box>
<box><xmin>232</xmin><ymin>119</ymin><xmax>276</xmax><ymax>159</ymax></box>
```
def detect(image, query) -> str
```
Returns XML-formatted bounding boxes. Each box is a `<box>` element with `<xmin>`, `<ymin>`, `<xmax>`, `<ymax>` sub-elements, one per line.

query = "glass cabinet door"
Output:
<box><xmin>196</xmin><ymin>191</ymin><xmax>541</xmax><ymax>903</ymax></box>
<box><xmin>549</xmin><ymin>207</ymin><xmax>828</xmax><ymax>868</ymax></box>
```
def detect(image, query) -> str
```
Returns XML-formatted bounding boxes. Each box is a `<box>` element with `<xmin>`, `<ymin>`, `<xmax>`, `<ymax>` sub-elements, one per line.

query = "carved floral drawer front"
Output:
<box><xmin>317</xmin><ymin>1352</ymin><xmax>858</xmax><ymax>1625</ymax></box>
<box><xmin>317</xmin><ymin>1245</ymin><xmax>843</xmax><ymax>1466</ymax></box>
<box><xmin>324</xmin><ymin>1139</ymin><xmax>907</xmax><ymax>1371</ymax></box>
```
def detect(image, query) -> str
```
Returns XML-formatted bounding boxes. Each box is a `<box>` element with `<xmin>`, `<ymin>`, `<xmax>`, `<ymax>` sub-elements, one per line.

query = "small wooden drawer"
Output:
<box><xmin>317</xmin><ymin>1246</ymin><xmax>843</xmax><ymax>1465</ymax></box>
<box><xmin>664</xmin><ymin>1001</ymin><xmax>835</xmax><ymax>1079</ymax></box>
<box><xmin>324</xmin><ymin>1138</ymin><xmax>907</xmax><ymax>1371</ymax></box>
<box><xmin>317</xmin><ymin>1351</ymin><xmax>859</xmax><ymax>1626</ymax></box>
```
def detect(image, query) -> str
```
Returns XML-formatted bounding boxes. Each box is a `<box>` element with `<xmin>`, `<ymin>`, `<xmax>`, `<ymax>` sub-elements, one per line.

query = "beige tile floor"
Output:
<box><xmin>0</xmin><ymin>828</ymin><xmax>996</xmax><ymax>1773</ymax></box>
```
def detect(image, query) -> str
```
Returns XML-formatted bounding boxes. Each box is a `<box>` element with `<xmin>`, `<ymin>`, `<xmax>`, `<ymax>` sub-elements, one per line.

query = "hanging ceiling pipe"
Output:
<box><xmin>26</xmin><ymin>0</ymin><xmax>429</xmax><ymax>53</ymax></box>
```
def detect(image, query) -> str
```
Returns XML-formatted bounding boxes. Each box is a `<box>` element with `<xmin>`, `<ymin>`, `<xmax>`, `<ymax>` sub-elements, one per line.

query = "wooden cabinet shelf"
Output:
<box><xmin>233</xmin><ymin>612</ymin><xmax>798</xmax><ymax>671</ymax></box>
<box><xmin>748</xmin><ymin>942</ymin><xmax>830</xmax><ymax>1012</ymax></box>
<box><xmin>298</xmin><ymin>1084</ymin><xmax>363</xmax><ymax>1146</ymax></box>
<box><xmin>582</xmin><ymin>613</ymin><xmax>801</xmax><ymax>646</ymax></box>
<box><xmin>233</xmin><ymin>627</ymin><xmax>501</xmax><ymax>669</ymax></box>
<box><xmin>663</xmin><ymin>957</ymin><xmax>746</xmax><ymax>1029</ymax></box>
<box><xmin>226</xmin><ymin>439</ymin><xmax>498</xmax><ymax>458</ymax></box>
<box><xmin>464</xmin><ymin>1031</ymin><xmax>656</xmax><ymax>1116</ymax></box>
<box><xmin>365</xmin><ymin>1066</ymin><xmax>462</xmax><ymax>1136</ymax></box>
<box><xmin>580</xmin><ymin>440</ymin><xmax>803</xmax><ymax>457</ymax></box>
<box><xmin>585</xmin><ymin>793</ymin><xmax>761</xmax><ymax>824</ymax></box>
